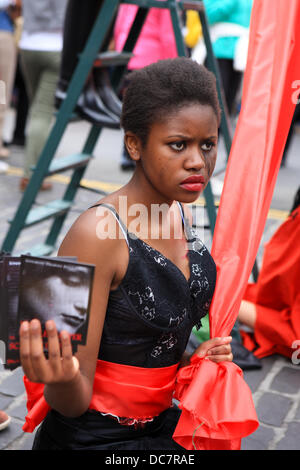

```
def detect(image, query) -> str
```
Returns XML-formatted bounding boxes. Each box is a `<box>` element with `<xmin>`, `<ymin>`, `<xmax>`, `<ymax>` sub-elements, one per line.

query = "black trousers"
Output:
<box><xmin>60</xmin><ymin>0</ymin><xmax>115</xmax><ymax>84</ymax></box>
<box><xmin>32</xmin><ymin>407</ymin><xmax>185</xmax><ymax>451</ymax></box>
<box><xmin>282</xmin><ymin>102</ymin><xmax>300</xmax><ymax>165</ymax></box>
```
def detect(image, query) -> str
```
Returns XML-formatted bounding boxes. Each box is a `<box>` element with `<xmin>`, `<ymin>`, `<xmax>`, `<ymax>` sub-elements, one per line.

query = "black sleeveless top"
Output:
<box><xmin>91</xmin><ymin>203</ymin><xmax>216</xmax><ymax>369</ymax></box>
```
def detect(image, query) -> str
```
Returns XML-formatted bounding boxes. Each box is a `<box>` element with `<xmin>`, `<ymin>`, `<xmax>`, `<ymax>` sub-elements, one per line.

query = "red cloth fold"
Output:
<box><xmin>173</xmin><ymin>0</ymin><xmax>300</xmax><ymax>450</ymax></box>
<box><xmin>173</xmin><ymin>355</ymin><xmax>256</xmax><ymax>450</ymax></box>
<box><xmin>23</xmin><ymin>377</ymin><xmax>50</xmax><ymax>433</ymax></box>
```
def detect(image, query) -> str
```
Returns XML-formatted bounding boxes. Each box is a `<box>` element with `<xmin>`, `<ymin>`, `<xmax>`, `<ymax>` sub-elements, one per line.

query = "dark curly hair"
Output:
<box><xmin>121</xmin><ymin>57</ymin><xmax>221</xmax><ymax>146</ymax></box>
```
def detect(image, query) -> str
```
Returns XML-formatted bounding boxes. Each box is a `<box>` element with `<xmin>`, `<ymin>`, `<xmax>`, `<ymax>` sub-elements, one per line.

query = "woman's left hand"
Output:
<box><xmin>193</xmin><ymin>336</ymin><xmax>233</xmax><ymax>363</ymax></box>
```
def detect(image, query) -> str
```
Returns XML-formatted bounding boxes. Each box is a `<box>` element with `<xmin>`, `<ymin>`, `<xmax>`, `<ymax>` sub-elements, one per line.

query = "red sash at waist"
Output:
<box><xmin>22</xmin><ymin>359</ymin><xmax>179</xmax><ymax>433</ymax></box>
<box><xmin>90</xmin><ymin>359</ymin><xmax>178</xmax><ymax>419</ymax></box>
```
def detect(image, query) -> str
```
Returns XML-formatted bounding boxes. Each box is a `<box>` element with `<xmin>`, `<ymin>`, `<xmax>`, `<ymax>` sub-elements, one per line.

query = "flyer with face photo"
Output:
<box><xmin>0</xmin><ymin>253</ymin><xmax>10</xmax><ymax>365</ymax></box>
<box><xmin>0</xmin><ymin>254</ymin><xmax>95</xmax><ymax>370</ymax></box>
<box><xmin>0</xmin><ymin>254</ymin><xmax>22</xmax><ymax>370</ymax></box>
<box><xmin>0</xmin><ymin>255</ymin><xmax>6</xmax><ymax>345</ymax></box>
<box><xmin>18</xmin><ymin>256</ymin><xmax>95</xmax><ymax>355</ymax></box>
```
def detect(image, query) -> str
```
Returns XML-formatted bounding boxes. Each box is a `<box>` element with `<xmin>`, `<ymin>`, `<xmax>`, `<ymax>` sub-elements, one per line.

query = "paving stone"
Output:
<box><xmin>0</xmin><ymin>394</ymin><xmax>14</xmax><ymax>410</ymax></box>
<box><xmin>17</xmin><ymin>432</ymin><xmax>36</xmax><ymax>450</ymax></box>
<box><xmin>256</xmin><ymin>392</ymin><xmax>292</xmax><ymax>426</ymax></box>
<box><xmin>0</xmin><ymin>368</ymin><xmax>25</xmax><ymax>397</ymax></box>
<box><xmin>241</xmin><ymin>424</ymin><xmax>275</xmax><ymax>450</ymax></box>
<box><xmin>294</xmin><ymin>403</ymin><xmax>300</xmax><ymax>420</ymax></box>
<box><xmin>243</xmin><ymin>356</ymin><xmax>275</xmax><ymax>393</ymax></box>
<box><xmin>0</xmin><ymin>419</ymin><xmax>24</xmax><ymax>449</ymax></box>
<box><xmin>275</xmin><ymin>422</ymin><xmax>300</xmax><ymax>450</ymax></box>
<box><xmin>9</xmin><ymin>397</ymin><xmax>27</xmax><ymax>421</ymax></box>
<box><xmin>270</xmin><ymin>367</ymin><xmax>300</xmax><ymax>395</ymax></box>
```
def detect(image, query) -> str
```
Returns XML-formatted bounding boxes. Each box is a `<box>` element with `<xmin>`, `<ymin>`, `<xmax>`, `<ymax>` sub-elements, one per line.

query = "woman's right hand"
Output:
<box><xmin>19</xmin><ymin>319</ymin><xmax>80</xmax><ymax>385</ymax></box>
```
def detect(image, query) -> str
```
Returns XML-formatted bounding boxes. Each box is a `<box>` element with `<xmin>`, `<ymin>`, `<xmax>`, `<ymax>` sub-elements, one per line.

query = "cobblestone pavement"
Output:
<box><xmin>0</xmin><ymin>113</ymin><xmax>299</xmax><ymax>450</ymax></box>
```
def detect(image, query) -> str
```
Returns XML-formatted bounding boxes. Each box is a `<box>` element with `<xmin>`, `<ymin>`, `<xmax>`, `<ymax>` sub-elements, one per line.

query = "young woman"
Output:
<box><xmin>19</xmin><ymin>57</ymin><xmax>233</xmax><ymax>450</ymax></box>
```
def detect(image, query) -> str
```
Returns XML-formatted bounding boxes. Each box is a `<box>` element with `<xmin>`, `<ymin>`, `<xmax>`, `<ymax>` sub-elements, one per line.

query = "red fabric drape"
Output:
<box><xmin>173</xmin><ymin>0</ymin><xmax>300</xmax><ymax>450</ymax></box>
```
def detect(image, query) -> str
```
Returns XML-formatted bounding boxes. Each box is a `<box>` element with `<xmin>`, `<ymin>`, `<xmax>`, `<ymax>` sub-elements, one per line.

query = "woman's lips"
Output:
<box><xmin>60</xmin><ymin>313</ymin><xmax>86</xmax><ymax>328</ymax></box>
<box><xmin>180</xmin><ymin>175</ymin><xmax>205</xmax><ymax>192</ymax></box>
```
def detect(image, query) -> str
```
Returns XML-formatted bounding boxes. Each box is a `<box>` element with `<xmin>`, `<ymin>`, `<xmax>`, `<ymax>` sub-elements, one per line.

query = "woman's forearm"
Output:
<box><xmin>238</xmin><ymin>300</ymin><xmax>257</xmax><ymax>328</ymax></box>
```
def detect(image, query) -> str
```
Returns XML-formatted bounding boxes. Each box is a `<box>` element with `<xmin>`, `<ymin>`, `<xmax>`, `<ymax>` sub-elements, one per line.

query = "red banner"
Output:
<box><xmin>174</xmin><ymin>0</ymin><xmax>300</xmax><ymax>450</ymax></box>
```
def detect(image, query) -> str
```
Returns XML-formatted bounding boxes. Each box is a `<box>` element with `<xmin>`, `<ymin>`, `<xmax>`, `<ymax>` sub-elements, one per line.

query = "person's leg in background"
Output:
<box><xmin>217</xmin><ymin>58</ymin><xmax>243</xmax><ymax>117</ymax></box>
<box><xmin>281</xmin><ymin>102</ymin><xmax>300</xmax><ymax>167</ymax></box>
<box><xmin>19</xmin><ymin>49</ymin><xmax>61</xmax><ymax>190</ymax></box>
<box><xmin>56</xmin><ymin>0</ymin><xmax>120</xmax><ymax>124</ymax></box>
<box><xmin>208</xmin><ymin>58</ymin><xmax>243</xmax><ymax>196</ymax></box>
<box><xmin>0</xmin><ymin>30</ymin><xmax>17</xmax><ymax>167</ymax></box>
<box><xmin>59</xmin><ymin>0</ymin><xmax>104</xmax><ymax>87</ymax></box>
<box><xmin>11</xmin><ymin>55</ymin><xmax>29</xmax><ymax>147</ymax></box>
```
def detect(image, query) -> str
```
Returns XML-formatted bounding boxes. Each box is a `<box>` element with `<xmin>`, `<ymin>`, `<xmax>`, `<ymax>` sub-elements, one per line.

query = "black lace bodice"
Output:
<box><xmin>92</xmin><ymin>203</ymin><xmax>216</xmax><ymax>368</ymax></box>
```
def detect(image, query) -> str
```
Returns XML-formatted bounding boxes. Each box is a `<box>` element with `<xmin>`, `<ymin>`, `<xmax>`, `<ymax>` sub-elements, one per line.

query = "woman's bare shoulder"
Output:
<box><xmin>58</xmin><ymin>202</ymin><xmax>126</xmax><ymax>265</ymax></box>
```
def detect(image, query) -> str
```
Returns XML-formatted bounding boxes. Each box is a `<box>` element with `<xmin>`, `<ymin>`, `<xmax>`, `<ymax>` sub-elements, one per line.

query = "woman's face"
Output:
<box><xmin>131</xmin><ymin>103</ymin><xmax>218</xmax><ymax>204</ymax></box>
<box><xmin>22</xmin><ymin>274</ymin><xmax>89</xmax><ymax>334</ymax></box>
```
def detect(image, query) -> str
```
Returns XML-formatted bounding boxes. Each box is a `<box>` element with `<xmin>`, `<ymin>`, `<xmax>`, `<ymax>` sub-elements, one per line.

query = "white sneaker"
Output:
<box><xmin>0</xmin><ymin>161</ymin><xmax>9</xmax><ymax>174</ymax></box>
<box><xmin>210</xmin><ymin>177</ymin><xmax>224</xmax><ymax>196</ymax></box>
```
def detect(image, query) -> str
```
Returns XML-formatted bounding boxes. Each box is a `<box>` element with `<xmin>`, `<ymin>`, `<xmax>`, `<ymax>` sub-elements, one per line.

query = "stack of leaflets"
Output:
<box><xmin>0</xmin><ymin>253</ymin><xmax>95</xmax><ymax>370</ymax></box>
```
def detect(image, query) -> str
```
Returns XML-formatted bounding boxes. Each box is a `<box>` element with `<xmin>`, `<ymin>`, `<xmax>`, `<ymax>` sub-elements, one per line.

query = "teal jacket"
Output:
<box><xmin>203</xmin><ymin>0</ymin><xmax>253</xmax><ymax>60</ymax></box>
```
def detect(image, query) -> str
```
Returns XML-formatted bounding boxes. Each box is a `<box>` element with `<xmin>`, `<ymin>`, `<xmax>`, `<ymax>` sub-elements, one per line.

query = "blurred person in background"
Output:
<box><xmin>238</xmin><ymin>186</ymin><xmax>300</xmax><ymax>360</ymax></box>
<box><xmin>55</xmin><ymin>0</ymin><xmax>120</xmax><ymax>129</ymax></box>
<box><xmin>10</xmin><ymin>10</ymin><xmax>29</xmax><ymax>149</ymax></box>
<box><xmin>193</xmin><ymin>0</ymin><xmax>253</xmax><ymax>117</ymax></box>
<box><xmin>0</xmin><ymin>0</ymin><xmax>20</xmax><ymax>173</ymax></box>
<box><xmin>19</xmin><ymin>0</ymin><xmax>67</xmax><ymax>191</ymax></box>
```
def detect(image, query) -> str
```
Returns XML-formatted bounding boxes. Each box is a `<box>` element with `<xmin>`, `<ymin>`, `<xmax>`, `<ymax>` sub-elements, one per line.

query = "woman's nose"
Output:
<box><xmin>74</xmin><ymin>303</ymin><xmax>87</xmax><ymax>317</ymax></box>
<box><xmin>184</xmin><ymin>149</ymin><xmax>205</xmax><ymax>170</ymax></box>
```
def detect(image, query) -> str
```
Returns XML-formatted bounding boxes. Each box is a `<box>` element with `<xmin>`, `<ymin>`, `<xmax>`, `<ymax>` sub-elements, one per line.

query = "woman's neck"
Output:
<box><xmin>124</xmin><ymin>167</ymin><xmax>174</xmax><ymax>210</ymax></box>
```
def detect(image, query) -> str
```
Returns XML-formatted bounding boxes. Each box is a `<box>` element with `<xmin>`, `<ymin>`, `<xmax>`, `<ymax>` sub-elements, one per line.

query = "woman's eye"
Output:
<box><xmin>169</xmin><ymin>141</ymin><xmax>185</xmax><ymax>152</ymax></box>
<box><xmin>201</xmin><ymin>142</ymin><xmax>214</xmax><ymax>152</ymax></box>
<box><xmin>65</xmin><ymin>276</ymin><xmax>81</xmax><ymax>287</ymax></box>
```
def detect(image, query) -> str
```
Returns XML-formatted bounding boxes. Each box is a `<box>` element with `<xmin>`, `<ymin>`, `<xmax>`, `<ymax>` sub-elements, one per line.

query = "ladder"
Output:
<box><xmin>1</xmin><ymin>0</ymin><xmax>233</xmax><ymax>257</ymax></box>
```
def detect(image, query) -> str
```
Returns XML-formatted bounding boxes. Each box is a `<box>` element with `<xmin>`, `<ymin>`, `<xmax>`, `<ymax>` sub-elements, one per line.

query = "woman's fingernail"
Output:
<box><xmin>223</xmin><ymin>336</ymin><xmax>232</xmax><ymax>342</ymax></box>
<box><xmin>60</xmin><ymin>331</ymin><xmax>69</xmax><ymax>341</ymax></box>
<box><xmin>46</xmin><ymin>320</ymin><xmax>54</xmax><ymax>331</ymax></box>
<box><xmin>31</xmin><ymin>319</ymin><xmax>40</xmax><ymax>332</ymax></box>
<box><xmin>21</xmin><ymin>321</ymin><xmax>28</xmax><ymax>331</ymax></box>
